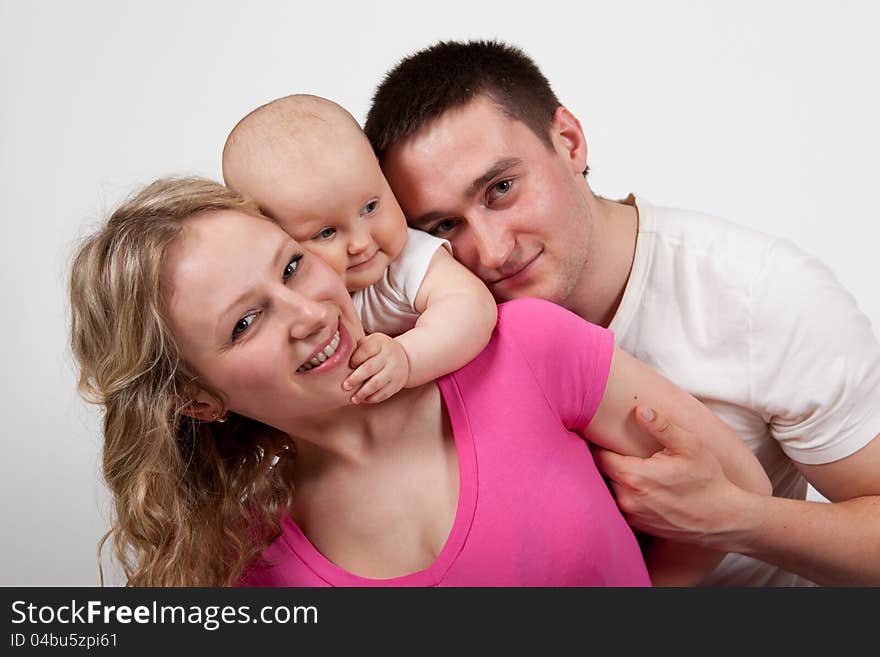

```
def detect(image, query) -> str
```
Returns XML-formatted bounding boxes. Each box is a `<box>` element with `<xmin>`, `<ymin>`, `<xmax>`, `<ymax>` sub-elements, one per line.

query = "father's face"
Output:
<box><xmin>382</xmin><ymin>95</ymin><xmax>593</xmax><ymax>308</ymax></box>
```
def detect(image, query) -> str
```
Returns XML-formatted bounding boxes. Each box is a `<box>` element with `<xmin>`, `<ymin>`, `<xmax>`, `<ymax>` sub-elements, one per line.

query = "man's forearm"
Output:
<box><xmin>645</xmin><ymin>539</ymin><xmax>726</xmax><ymax>586</ymax></box>
<box><xmin>715</xmin><ymin>493</ymin><xmax>880</xmax><ymax>586</ymax></box>
<box><xmin>594</xmin><ymin>409</ymin><xmax>880</xmax><ymax>585</ymax></box>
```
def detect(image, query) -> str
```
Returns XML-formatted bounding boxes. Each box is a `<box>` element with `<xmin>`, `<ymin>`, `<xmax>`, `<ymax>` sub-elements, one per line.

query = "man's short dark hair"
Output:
<box><xmin>365</xmin><ymin>40</ymin><xmax>563</xmax><ymax>160</ymax></box>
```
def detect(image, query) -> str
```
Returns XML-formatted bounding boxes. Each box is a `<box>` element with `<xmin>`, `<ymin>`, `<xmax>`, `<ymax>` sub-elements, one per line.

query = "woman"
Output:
<box><xmin>69</xmin><ymin>177</ymin><xmax>769</xmax><ymax>587</ymax></box>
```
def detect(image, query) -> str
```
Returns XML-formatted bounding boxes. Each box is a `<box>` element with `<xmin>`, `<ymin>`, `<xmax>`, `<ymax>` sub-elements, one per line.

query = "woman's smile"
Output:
<box><xmin>295</xmin><ymin>321</ymin><xmax>353</xmax><ymax>374</ymax></box>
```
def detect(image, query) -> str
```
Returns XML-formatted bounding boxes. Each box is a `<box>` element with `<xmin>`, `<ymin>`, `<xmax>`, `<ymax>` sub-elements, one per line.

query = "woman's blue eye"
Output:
<box><xmin>283</xmin><ymin>254</ymin><xmax>302</xmax><ymax>281</ymax></box>
<box><xmin>360</xmin><ymin>200</ymin><xmax>378</xmax><ymax>216</ymax></box>
<box><xmin>314</xmin><ymin>227</ymin><xmax>336</xmax><ymax>241</ymax></box>
<box><xmin>230</xmin><ymin>254</ymin><xmax>302</xmax><ymax>342</ymax></box>
<box><xmin>232</xmin><ymin>313</ymin><xmax>255</xmax><ymax>340</ymax></box>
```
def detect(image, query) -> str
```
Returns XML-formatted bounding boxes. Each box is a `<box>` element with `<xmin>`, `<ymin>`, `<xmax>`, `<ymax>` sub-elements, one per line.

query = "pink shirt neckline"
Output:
<box><xmin>278</xmin><ymin>376</ymin><xmax>478</xmax><ymax>586</ymax></box>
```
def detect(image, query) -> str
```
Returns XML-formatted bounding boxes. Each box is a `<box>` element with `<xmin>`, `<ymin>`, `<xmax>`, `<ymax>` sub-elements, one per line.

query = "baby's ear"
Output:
<box><xmin>180</xmin><ymin>383</ymin><xmax>225</xmax><ymax>422</ymax></box>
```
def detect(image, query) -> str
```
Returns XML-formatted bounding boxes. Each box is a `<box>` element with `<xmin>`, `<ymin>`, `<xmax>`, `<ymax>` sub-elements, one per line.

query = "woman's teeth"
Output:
<box><xmin>296</xmin><ymin>331</ymin><xmax>341</xmax><ymax>373</ymax></box>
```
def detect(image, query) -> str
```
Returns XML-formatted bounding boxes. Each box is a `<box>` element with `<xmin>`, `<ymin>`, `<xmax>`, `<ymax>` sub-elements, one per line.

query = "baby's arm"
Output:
<box><xmin>345</xmin><ymin>247</ymin><xmax>497</xmax><ymax>403</ymax></box>
<box><xmin>399</xmin><ymin>247</ymin><xmax>497</xmax><ymax>386</ymax></box>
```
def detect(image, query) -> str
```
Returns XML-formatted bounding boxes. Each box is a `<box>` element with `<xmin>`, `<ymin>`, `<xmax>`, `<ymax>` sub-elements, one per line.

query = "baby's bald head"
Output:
<box><xmin>221</xmin><ymin>94</ymin><xmax>408</xmax><ymax>294</ymax></box>
<box><xmin>222</xmin><ymin>94</ymin><xmax>372</xmax><ymax>219</ymax></box>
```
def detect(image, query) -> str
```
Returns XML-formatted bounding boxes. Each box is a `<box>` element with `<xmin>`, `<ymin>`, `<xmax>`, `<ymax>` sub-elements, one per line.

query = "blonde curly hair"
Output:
<box><xmin>70</xmin><ymin>177</ymin><xmax>295</xmax><ymax>586</ymax></box>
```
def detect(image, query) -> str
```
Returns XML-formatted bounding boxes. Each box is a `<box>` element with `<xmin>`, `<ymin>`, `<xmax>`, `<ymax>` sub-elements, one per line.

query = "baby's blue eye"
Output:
<box><xmin>360</xmin><ymin>200</ymin><xmax>378</xmax><ymax>216</ymax></box>
<box><xmin>314</xmin><ymin>227</ymin><xmax>336</xmax><ymax>241</ymax></box>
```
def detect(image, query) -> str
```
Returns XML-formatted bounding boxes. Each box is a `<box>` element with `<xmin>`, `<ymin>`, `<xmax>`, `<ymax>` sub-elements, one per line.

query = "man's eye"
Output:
<box><xmin>430</xmin><ymin>219</ymin><xmax>458</xmax><ymax>236</ymax></box>
<box><xmin>313</xmin><ymin>227</ymin><xmax>336</xmax><ymax>241</ymax></box>
<box><xmin>360</xmin><ymin>200</ymin><xmax>378</xmax><ymax>216</ymax></box>
<box><xmin>489</xmin><ymin>179</ymin><xmax>513</xmax><ymax>200</ymax></box>
<box><xmin>283</xmin><ymin>254</ymin><xmax>303</xmax><ymax>281</ymax></box>
<box><xmin>232</xmin><ymin>313</ymin><xmax>256</xmax><ymax>341</ymax></box>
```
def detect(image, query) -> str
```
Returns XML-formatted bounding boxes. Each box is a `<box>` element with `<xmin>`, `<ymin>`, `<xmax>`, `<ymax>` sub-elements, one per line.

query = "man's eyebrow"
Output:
<box><xmin>465</xmin><ymin>158</ymin><xmax>522</xmax><ymax>198</ymax></box>
<box><xmin>410</xmin><ymin>210</ymin><xmax>448</xmax><ymax>229</ymax></box>
<box><xmin>410</xmin><ymin>158</ymin><xmax>523</xmax><ymax>228</ymax></box>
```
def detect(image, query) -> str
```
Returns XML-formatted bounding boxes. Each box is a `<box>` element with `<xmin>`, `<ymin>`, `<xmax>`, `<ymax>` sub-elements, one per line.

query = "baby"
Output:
<box><xmin>222</xmin><ymin>95</ymin><xmax>497</xmax><ymax>404</ymax></box>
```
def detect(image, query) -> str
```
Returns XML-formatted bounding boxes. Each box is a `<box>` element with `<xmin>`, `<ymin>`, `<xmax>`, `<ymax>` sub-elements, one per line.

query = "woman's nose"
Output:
<box><xmin>283</xmin><ymin>291</ymin><xmax>332</xmax><ymax>341</ymax></box>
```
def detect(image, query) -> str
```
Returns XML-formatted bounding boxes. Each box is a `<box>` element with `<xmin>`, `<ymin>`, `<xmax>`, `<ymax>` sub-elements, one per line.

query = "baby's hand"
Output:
<box><xmin>344</xmin><ymin>333</ymin><xmax>411</xmax><ymax>404</ymax></box>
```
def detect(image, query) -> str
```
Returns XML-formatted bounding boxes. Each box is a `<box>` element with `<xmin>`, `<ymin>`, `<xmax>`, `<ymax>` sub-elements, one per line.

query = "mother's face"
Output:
<box><xmin>162</xmin><ymin>209</ymin><xmax>364</xmax><ymax>428</ymax></box>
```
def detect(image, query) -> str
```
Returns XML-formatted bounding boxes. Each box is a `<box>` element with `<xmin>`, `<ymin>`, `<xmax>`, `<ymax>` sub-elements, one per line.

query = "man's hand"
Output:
<box><xmin>593</xmin><ymin>406</ymin><xmax>760</xmax><ymax>548</ymax></box>
<box><xmin>344</xmin><ymin>333</ymin><xmax>411</xmax><ymax>404</ymax></box>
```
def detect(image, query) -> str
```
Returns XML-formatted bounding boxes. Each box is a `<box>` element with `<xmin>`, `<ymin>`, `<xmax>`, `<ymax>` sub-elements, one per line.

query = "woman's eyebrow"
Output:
<box><xmin>217</xmin><ymin>237</ymin><xmax>291</xmax><ymax>323</ymax></box>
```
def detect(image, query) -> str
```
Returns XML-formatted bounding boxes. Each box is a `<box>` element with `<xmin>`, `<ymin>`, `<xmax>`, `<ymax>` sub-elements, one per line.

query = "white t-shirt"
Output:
<box><xmin>610</xmin><ymin>196</ymin><xmax>880</xmax><ymax>586</ymax></box>
<box><xmin>352</xmin><ymin>227</ymin><xmax>450</xmax><ymax>336</ymax></box>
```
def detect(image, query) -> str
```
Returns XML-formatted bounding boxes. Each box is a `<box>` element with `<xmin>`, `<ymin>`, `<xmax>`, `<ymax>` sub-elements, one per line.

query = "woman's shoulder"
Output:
<box><xmin>450</xmin><ymin>297</ymin><xmax>614</xmax><ymax>427</ymax></box>
<box><xmin>495</xmin><ymin>297</ymin><xmax>605</xmax><ymax>341</ymax></box>
<box><xmin>237</xmin><ymin>516</ymin><xmax>329</xmax><ymax>587</ymax></box>
<box><xmin>454</xmin><ymin>297</ymin><xmax>611</xmax><ymax>377</ymax></box>
<box><xmin>496</xmin><ymin>297</ymin><xmax>569</xmax><ymax>322</ymax></box>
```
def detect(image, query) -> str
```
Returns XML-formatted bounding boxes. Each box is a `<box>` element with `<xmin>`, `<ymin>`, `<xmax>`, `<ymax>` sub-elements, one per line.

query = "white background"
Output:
<box><xmin>2</xmin><ymin>0</ymin><xmax>877</xmax><ymax>585</ymax></box>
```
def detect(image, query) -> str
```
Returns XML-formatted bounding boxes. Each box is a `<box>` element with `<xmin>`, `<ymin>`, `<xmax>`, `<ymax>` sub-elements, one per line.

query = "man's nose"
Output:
<box><xmin>469</xmin><ymin>216</ymin><xmax>514</xmax><ymax>271</ymax></box>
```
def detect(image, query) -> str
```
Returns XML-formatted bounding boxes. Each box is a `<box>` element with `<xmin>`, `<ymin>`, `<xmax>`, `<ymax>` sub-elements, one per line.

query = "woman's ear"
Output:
<box><xmin>550</xmin><ymin>106</ymin><xmax>588</xmax><ymax>175</ymax></box>
<box><xmin>180</xmin><ymin>384</ymin><xmax>225</xmax><ymax>422</ymax></box>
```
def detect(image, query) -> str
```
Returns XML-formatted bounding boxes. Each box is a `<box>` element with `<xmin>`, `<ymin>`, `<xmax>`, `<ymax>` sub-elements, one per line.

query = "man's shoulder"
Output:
<box><xmin>617</xmin><ymin>197</ymin><xmax>829</xmax><ymax>348</ymax></box>
<box><xmin>631</xmin><ymin>197</ymin><xmax>817</xmax><ymax>300</ymax></box>
<box><xmin>640</xmin><ymin>197</ymin><xmax>776</xmax><ymax>263</ymax></box>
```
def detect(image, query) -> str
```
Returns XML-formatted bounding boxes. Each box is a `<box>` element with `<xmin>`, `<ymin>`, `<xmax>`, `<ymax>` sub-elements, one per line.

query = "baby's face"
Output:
<box><xmin>262</xmin><ymin>136</ymin><xmax>408</xmax><ymax>293</ymax></box>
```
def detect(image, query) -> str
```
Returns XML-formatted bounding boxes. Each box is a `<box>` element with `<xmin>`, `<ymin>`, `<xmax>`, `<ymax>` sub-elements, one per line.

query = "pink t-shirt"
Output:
<box><xmin>241</xmin><ymin>298</ymin><xmax>650</xmax><ymax>586</ymax></box>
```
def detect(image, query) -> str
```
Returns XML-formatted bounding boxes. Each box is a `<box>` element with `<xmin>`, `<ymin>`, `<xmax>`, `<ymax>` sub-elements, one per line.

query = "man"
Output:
<box><xmin>364</xmin><ymin>40</ymin><xmax>880</xmax><ymax>586</ymax></box>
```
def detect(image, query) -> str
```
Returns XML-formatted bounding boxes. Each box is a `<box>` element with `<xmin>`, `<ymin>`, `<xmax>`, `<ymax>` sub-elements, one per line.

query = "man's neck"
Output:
<box><xmin>567</xmin><ymin>194</ymin><xmax>639</xmax><ymax>328</ymax></box>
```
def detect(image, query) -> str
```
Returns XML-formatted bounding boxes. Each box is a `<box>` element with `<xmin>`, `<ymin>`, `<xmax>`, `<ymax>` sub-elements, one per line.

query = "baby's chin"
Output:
<box><xmin>345</xmin><ymin>273</ymin><xmax>382</xmax><ymax>293</ymax></box>
<box><xmin>344</xmin><ymin>258</ymin><xmax>388</xmax><ymax>292</ymax></box>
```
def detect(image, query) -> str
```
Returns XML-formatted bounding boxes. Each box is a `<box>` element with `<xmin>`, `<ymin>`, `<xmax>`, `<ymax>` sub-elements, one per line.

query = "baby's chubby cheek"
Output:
<box><xmin>301</xmin><ymin>243</ymin><xmax>348</xmax><ymax>279</ymax></box>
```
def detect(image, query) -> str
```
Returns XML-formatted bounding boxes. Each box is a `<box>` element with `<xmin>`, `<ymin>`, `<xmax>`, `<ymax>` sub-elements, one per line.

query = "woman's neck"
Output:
<box><xmin>283</xmin><ymin>382</ymin><xmax>441</xmax><ymax>468</ymax></box>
